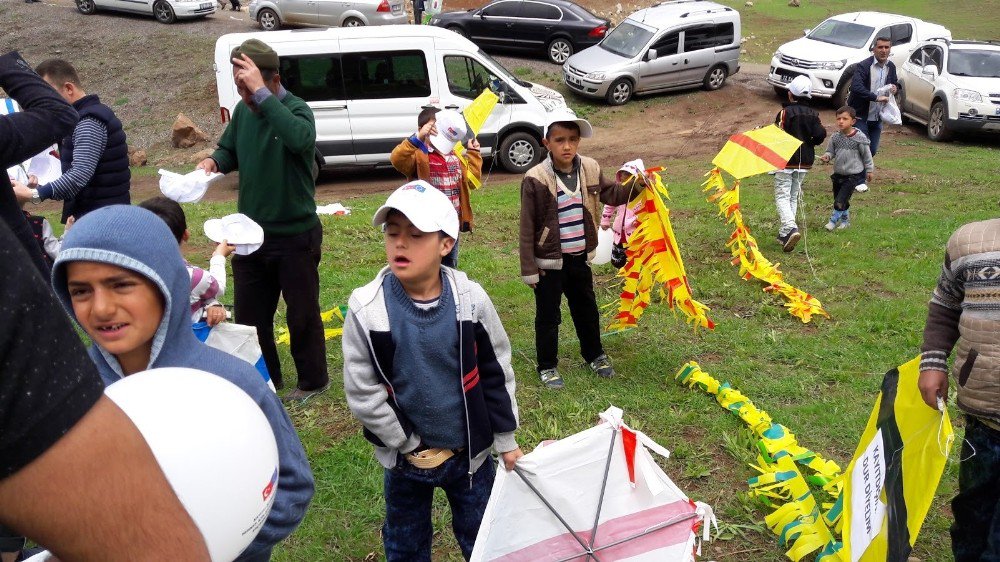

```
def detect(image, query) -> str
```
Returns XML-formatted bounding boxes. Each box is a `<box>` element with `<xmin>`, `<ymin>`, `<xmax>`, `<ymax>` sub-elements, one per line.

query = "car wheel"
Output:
<box><xmin>831</xmin><ymin>75</ymin><xmax>851</xmax><ymax>108</ymax></box>
<box><xmin>447</xmin><ymin>25</ymin><xmax>466</xmax><ymax>38</ymax></box>
<box><xmin>498</xmin><ymin>132</ymin><xmax>541</xmax><ymax>174</ymax></box>
<box><xmin>703</xmin><ymin>65</ymin><xmax>728</xmax><ymax>91</ymax></box>
<box><xmin>547</xmin><ymin>38</ymin><xmax>573</xmax><ymax>65</ymax></box>
<box><xmin>153</xmin><ymin>0</ymin><xmax>176</xmax><ymax>23</ymax></box>
<box><xmin>258</xmin><ymin>8</ymin><xmax>280</xmax><ymax>30</ymax></box>
<box><xmin>75</xmin><ymin>0</ymin><xmax>96</xmax><ymax>14</ymax></box>
<box><xmin>928</xmin><ymin>100</ymin><xmax>953</xmax><ymax>142</ymax></box>
<box><xmin>343</xmin><ymin>16</ymin><xmax>364</xmax><ymax>27</ymax></box>
<box><xmin>605</xmin><ymin>78</ymin><xmax>633</xmax><ymax>105</ymax></box>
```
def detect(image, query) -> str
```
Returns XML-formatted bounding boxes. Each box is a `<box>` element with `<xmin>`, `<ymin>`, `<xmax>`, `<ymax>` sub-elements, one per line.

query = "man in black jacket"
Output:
<box><xmin>12</xmin><ymin>59</ymin><xmax>131</xmax><ymax>223</ymax></box>
<box><xmin>847</xmin><ymin>37</ymin><xmax>900</xmax><ymax>157</ymax></box>
<box><xmin>773</xmin><ymin>75</ymin><xmax>826</xmax><ymax>252</ymax></box>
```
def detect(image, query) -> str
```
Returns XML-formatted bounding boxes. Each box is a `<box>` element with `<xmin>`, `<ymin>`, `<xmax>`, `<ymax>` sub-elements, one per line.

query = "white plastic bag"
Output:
<box><xmin>193</xmin><ymin>322</ymin><xmax>276</xmax><ymax>392</ymax></box>
<box><xmin>876</xmin><ymin>85</ymin><xmax>902</xmax><ymax>125</ymax></box>
<box><xmin>204</xmin><ymin>213</ymin><xmax>264</xmax><ymax>255</ymax></box>
<box><xmin>593</xmin><ymin>227</ymin><xmax>613</xmax><ymax>265</ymax></box>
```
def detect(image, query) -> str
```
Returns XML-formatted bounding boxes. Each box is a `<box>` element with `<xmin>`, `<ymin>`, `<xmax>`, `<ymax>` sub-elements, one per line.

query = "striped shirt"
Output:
<box><xmin>557</xmin><ymin>183</ymin><xmax>586</xmax><ymax>254</ymax></box>
<box><xmin>428</xmin><ymin>151</ymin><xmax>462</xmax><ymax>214</ymax></box>
<box><xmin>37</xmin><ymin>117</ymin><xmax>108</xmax><ymax>201</ymax></box>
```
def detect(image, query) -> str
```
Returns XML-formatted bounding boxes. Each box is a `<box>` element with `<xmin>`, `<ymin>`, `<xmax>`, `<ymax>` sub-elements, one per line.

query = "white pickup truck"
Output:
<box><xmin>767</xmin><ymin>11</ymin><xmax>951</xmax><ymax>106</ymax></box>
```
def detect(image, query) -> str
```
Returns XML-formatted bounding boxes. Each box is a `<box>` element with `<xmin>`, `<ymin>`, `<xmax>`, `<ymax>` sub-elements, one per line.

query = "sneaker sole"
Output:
<box><xmin>782</xmin><ymin>231</ymin><xmax>801</xmax><ymax>252</ymax></box>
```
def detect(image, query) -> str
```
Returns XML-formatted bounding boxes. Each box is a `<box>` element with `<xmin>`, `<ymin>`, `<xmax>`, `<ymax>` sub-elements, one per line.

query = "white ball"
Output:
<box><xmin>104</xmin><ymin>368</ymin><xmax>280</xmax><ymax>562</ymax></box>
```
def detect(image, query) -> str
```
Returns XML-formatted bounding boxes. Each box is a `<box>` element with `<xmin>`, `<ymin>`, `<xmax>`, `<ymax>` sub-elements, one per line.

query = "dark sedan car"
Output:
<box><xmin>429</xmin><ymin>0</ymin><xmax>609</xmax><ymax>64</ymax></box>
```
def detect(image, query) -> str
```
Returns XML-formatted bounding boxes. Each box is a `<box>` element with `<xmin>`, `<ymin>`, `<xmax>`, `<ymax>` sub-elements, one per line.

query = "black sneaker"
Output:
<box><xmin>779</xmin><ymin>228</ymin><xmax>801</xmax><ymax>252</ymax></box>
<box><xmin>589</xmin><ymin>354</ymin><xmax>616</xmax><ymax>378</ymax></box>
<box><xmin>539</xmin><ymin>368</ymin><xmax>564</xmax><ymax>389</ymax></box>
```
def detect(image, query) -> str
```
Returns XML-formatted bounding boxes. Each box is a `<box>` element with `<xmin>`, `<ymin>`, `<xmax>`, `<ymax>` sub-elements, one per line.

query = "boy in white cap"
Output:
<box><xmin>772</xmin><ymin>75</ymin><xmax>826</xmax><ymax>252</ymax></box>
<box><xmin>390</xmin><ymin>108</ymin><xmax>482</xmax><ymax>268</ymax></box>
<box><xmin>342</xmin><ymin>180</ymin><xmax>521</xmax><ymax>561</ymax></box>
<box><xmin>519</xmin><ymin>111</ymin><xmax>639</xmax><ymax>389</ymax></box>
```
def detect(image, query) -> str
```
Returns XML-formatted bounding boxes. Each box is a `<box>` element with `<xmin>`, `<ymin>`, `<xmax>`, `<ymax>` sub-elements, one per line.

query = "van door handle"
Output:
<box><xmin>445</xmin><ymin>104</ymin><xmax>460</xmax><ymax>110</ymax></box>
<box><xmin>314</xmin><ymin>104</ymin><xmax>348</xmax><ymax>110</ymax></box>
<box><xmin>684</xmin><ymin>58</ymin><xmax>689</xmax><ymax>64</ymax></box>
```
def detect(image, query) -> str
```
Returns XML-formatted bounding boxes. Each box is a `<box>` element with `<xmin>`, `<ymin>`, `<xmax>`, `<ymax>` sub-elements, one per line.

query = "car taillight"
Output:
<box><xmin>589</xmin><ymin>24</ymin><xmax>608</xmax><ymax>38</ymax></box>
<box><xmin>377</xmin><ymin>0</ymin><xmax>390</xmax><ymax>12</ymax></box>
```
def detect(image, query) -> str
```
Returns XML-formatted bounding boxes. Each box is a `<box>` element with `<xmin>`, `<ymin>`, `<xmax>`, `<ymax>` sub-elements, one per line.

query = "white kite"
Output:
<box><xmin>472</xmin><ymin>407</ymin><xmax>716</xmax><ymax>562</ymax></box>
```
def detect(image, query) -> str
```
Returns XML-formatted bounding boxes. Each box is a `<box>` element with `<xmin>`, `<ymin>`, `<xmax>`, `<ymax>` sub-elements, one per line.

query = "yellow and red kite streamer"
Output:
<box><xmin>276</xmin><ymin>305</ymin><xmax>346</xmax><ymax>344</ymax></box>
<box><xmin>703</xmin><ymin>126</ymin><xmax>828</xmax><ymax>323</ymax></box>
<box><xmin>608</xmin><ymin>165</ymin><xmax>713</xmax><ymax>331</ymax></box>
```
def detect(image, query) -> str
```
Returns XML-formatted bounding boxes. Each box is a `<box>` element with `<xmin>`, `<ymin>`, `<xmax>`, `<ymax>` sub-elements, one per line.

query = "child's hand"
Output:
<box><xmin>11</xmin><ymin>180</ymin><xmax>33</xmax><ymax>203</ymax></box>
<box><xmin>819</xmin><ymin>154</ymin><xmax>831</xmax><ymax>164</ymax></box>
<box><xmin>418</xmin><ymin>121</ymin><xmax>437</xmax><ymax>143</ymax></box>
<box><xmin>500</xmin><ymin>447</ymin><xmax>524</xmax><ymax>471</ymax></box>
<box><xmin>527</xmin><ymin>269</ymin><xmax>546</xmax><ymax>289</ymax></box>
<box><xmin>213</xmin><ymin>239</ymin><xmax>236</xmax><ymax>258</ymax></box>
<box><xmin>64</xmin><ymin>216</ymin><xmax>76</xmax><ymax>232</ymax></box>
<box><xmin>866</xmin><ymin>172</ymin><xmax>873</xmax><ymax>183</ymax></box>
<box><xmin>466</xmin><ymin>137</ymin><xmax>481</xmax><ymax>151</ymax></box>
<box><xmin>206</xmin><ymin>305</ymin><xmax>227</xmax><ymax>327</ymax></box>
<box><xmin>918</xmin><ymin>369</ymin><xmax>949</xmax><ymax>410</ymax></box>
<box><xmin>27</xmin><ymin>174</ymin><xmax>39</xmax><ymax>188</ymax></box>
<box><xmin>600</xmin><ymin>224</ymin><xmax>610</xmax><ymax>231</ymax></box>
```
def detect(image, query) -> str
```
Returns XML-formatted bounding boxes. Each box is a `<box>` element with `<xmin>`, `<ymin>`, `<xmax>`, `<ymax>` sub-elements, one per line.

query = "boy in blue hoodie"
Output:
<box><xmin>343</xmin><ymin>180</ymin><xmax>521</xmax><ymax>561</ymax></box>
<box><xmin>50</xmin><ymin>205</ymin><xmax>314</xmax><ymax>562</ymax></box>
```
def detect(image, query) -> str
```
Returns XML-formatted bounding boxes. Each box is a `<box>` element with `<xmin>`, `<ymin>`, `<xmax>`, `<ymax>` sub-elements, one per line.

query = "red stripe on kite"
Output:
<box><xmin>729</xmin><ymin>133</ymin><xmax>789</xmax><ymax>169</ymax></box>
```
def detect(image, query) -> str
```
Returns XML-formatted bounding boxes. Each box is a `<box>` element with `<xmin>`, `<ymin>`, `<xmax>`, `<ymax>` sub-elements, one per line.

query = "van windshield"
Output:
<box><xmin>599</xmin><ymin>22</ymin><xmax>654</xmax><ymax>58</ymax></box>
<box><xmin>806</xmin><ymin>19</ymin><xmax>874</xmax><ymax>49</ymax></box>
<box><xmin>948</xmin><ymin>49</ymin><xmax>1000</xmax><ymax>78</ymax></box>
<box><xmin>478</xmin><ymin>49</ymin><xmax>531</xmax><ymax>88</ymax></box>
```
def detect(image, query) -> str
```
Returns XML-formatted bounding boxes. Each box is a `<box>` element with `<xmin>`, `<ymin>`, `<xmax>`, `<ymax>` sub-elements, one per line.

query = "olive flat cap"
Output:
<box><xmin>230</xmin><ymin>38</ymin><xmax>279</xmax><ymax>71</ymax></box>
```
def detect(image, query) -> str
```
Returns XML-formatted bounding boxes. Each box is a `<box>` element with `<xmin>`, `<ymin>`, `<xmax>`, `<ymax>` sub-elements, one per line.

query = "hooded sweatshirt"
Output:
<box><xmin>51</xmin><ymin>205</ymin><xmax>314</xmax><ymax>559</ymax></box>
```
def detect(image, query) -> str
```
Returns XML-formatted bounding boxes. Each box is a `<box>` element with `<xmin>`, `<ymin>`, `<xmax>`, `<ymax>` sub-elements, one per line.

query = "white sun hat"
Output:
<box><xmin>429</xmin><ymin>109</ymin><xmax>469</xmax><ymax>154</ymax></box>
<box><xmin>203</xmin><ymin>213</ymin><xmax>264</xmax><ymax>255</ymax></box>
<box><xmin>372</xmin><ymin>180</ymin><xmax>459</xmax><ymax>239</ymax></box>
<box><xmin>159</xmin><ymin>168</ymin><xmax>222</xmax><ymax>203</ymax></box>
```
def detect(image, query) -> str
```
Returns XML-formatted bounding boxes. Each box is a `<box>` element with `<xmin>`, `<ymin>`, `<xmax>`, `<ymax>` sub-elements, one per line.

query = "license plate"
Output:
<box><xmin>201</xmin><ymin>2</ymin><xmax>212</xmax><ymax>7</ymax></box>
<box><xmin>779</xmin><ymin>74</ymin><xmax>793</xmax><ymax>83</ymax></box>
<box><xmin>390</xmin><ymin>1</ymin><xmax>401</xmax><ymax>12</ymax></box>
<box><xmin>566</xmin><ymin>74</ymin><xmax>582</xmax><ymax>86</ymax></box>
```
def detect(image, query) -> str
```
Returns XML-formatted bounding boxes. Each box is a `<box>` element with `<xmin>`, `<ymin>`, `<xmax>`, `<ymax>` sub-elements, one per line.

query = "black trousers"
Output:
<box><xmin>533</xmin><ymin>253</ymin><xmax>604</xmax><ymax>372</ymax></box>
<box><xmin>0</xmin><ymin>524</ymin><xmax>25</xmax><ymax>553</ymax></box>
<box><xmin>232</xmin><ymin>223</ymin><xmax>328</xmax><ymax>391</ymax></box>
<box><xmin>831</xmin><ymin>171</ymin><xmax>864</xmax><ymax>211</ymax></box>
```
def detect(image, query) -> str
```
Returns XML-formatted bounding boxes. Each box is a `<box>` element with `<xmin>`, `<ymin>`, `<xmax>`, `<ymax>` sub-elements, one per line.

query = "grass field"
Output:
<box><xmin>31</xmin><ymin>130</ymin><xmax>992</xmax><ymax>560</ymax></box>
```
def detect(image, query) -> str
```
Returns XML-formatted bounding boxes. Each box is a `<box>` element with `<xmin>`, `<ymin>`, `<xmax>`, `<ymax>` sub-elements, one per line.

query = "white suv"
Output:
<box><xmin>767</xmin><ymin>12</ymin><xmax>950</xmax><ymax>106</ymax></box>
<box><xmin>899</xmin><ymin>39</ymin><xmax>1000</xmax><ymax>141</ymax></box>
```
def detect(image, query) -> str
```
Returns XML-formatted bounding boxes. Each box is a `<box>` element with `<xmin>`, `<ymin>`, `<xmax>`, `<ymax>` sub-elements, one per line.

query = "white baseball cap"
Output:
<box><xmin>545</xmin><ymin>108</ymin><xmax>593</xmax><ymax>138</ymax></box>
<box><xmin>429</xmin><ymin>110</ymin><xmax>469</xmax><ymax>154</ymax></box>
<box><xmin>372</xmin><ymin>180</ymin><xmax>459</xmax><ymax>239</ymax></box>
<box><xmin>787</xmin><ymin>75</ymin><xmax>812</xmax><ymax>98</ymax></box>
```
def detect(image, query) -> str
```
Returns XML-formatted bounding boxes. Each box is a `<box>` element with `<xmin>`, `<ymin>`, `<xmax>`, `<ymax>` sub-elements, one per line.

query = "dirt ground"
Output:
<box><xmin>1</xmin><ymin>0</ymin><xmax>928</xmax><ymax>204</ymax></box>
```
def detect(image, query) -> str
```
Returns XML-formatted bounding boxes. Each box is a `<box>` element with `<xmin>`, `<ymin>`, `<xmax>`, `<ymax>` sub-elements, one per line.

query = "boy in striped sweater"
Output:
<box><xmin>519</xmin><ymin>113</ymin><xmax>637</xmax><ymax>389</ymax></box>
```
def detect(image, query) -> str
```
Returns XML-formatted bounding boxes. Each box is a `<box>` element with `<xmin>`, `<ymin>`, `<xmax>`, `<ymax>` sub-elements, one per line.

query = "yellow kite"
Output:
<box><xmin>712</xmin><ymin>124</ymin><xmax>803</xmax><ymax>179</ymax></box>
<box><xmin>454</xmin><ymin>89</ymin><xmax>499</xmax><ymax>190</ymax></box>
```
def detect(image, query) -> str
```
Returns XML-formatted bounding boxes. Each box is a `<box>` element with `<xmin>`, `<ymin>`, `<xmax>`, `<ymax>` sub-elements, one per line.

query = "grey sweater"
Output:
<box><xmin>823</xmin><ymin>128</ymin><xmax>874</xmax><ymax>176</ymax></box>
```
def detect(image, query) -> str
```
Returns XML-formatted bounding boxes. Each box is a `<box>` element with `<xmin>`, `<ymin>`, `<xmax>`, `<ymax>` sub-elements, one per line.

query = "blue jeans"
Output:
<box><xmin>952</xmin><ymin>416</ymin><xmax>1000</xmax><ymax>562</ymax></box>
<box><xmin>383</xmin><ymin>454</ymin><xmax>495</xmax><ymax>562</ymax></box>
<box><xmin>856</xmin><ymin>119</ymin><xmax>883</xmax><ymax>156</ymax></box>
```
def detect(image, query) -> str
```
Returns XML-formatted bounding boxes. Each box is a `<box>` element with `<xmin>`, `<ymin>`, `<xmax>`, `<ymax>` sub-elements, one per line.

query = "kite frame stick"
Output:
<box><xmin>513</xmin><ymin>465</ymin><xmax>604</xmax><ymax>562</ymax></box>
<box><xmin>590</xmin><ymin>512</ymin><xmax>698</xmax><ymax>554</ymax></box>
<box><xmin>587</xmin><ymin>429</ymin><xmax>619</xmax><ymax>550</ymax></box>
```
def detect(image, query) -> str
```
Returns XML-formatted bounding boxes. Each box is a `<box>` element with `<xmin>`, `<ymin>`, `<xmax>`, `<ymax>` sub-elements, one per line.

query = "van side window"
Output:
<box><xmin>682</xmin><ymin>22</ymin><xmax>734</xmax><ymax>52</ymax></box>
<box><xmin>651</xmin><ymin>32</ymin><xmax>679</xmax><ymax>56</ymax></box>
<box><xmin>342</xmin><ymin>51</ymin><xmax>430</xmax><ymax>100</ymax></box>
<box><xmin>444</xmin><ymin>55</ymin><xmax>496</xmax><ymax>100</ymax></box>
<box><xmin>278</xmin><ymin>56</ymin><xmax>345</xmax><ymax>102</ymax></box>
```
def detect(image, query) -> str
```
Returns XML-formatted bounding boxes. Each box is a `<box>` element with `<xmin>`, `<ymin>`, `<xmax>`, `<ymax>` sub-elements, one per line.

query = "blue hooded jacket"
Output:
<box><xmin>51</xmin><ymin>205</ymin><xmax>314</xmax><ymax>559</ymax></box>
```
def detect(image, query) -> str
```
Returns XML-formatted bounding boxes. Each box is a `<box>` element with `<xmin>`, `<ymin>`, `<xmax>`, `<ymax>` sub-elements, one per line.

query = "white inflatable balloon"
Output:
<box><xmin>104</xmin><ymin>368</ymin><xmax>279</xmax><ymax>562</ymax></box>
<box><xmin>593</xmin><ymin>227</ymin><xmax>614</xmax><ymax>265</ymax></box>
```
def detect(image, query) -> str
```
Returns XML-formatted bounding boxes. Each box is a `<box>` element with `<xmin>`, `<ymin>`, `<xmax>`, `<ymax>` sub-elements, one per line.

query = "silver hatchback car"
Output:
<box><xmin>249</xmin><ymin>0</ymin><xmax>407</xmax><ymax>30</ymax></box>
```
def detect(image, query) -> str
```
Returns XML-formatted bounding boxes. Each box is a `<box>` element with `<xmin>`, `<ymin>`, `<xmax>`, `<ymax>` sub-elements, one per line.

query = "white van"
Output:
<box><xmin>215</xmin><ymin>26</ymin><xmax>569</xmax><ymax>173</ymax></box>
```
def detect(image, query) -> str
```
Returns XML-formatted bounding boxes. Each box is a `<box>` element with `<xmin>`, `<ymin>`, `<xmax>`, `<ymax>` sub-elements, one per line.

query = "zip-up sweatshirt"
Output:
<box><xmin>343</xmin><ymin>266</ymin><xmax>519</xmax><ymax>473</ymax></box>
<box><xmin>822</xmin><ymin>129</ymin><xmax>874</xmax><ymax>176</ymax></box>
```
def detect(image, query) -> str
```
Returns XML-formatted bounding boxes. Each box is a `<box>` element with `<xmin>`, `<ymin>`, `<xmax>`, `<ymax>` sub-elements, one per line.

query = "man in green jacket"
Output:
<box><xmin>198</xmin><ymin>39</ymin><xmax>328</xmax><ymax>403</ymax></box>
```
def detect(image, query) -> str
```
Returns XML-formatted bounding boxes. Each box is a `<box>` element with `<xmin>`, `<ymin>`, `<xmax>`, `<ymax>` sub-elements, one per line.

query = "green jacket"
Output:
<box><xmin>211</xmin><ymin>92</ymin><xmax>318</xmax><ymax>236</ymax></box>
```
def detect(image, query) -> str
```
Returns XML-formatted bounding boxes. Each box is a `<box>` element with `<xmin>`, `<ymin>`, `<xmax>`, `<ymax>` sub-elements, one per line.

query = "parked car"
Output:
<box><xmin>75</xmin><ymin>0</ymin><xmax>214</xmax><ymax>24</ymax></box>
<box><xmin>767</xmin><ymin>11</ymin><xmax>951</xmax><ymax>107</ymax></box>
<box><xmin>215</xmin><ymin>26</ymin><xmax>572</xmax><ymax>173</ymax></box>
<box><xmin>562</xmin><ymin>0</ymin><xmax>740</xmax><ymax>105</ymax></box>
<box><xmin>428</xmin><ymin>0</ymin><xmax>609</xmax><ymax>64</ymax></box>
<box><xmin>249</xmin><ymin>0</ymin><xmax>406</xmax><ymax>31</ymax></box>
<box><xmin>898</xmin><ymin>39</ymin><xmax>1000</xmax><ymax>141</ymax></box>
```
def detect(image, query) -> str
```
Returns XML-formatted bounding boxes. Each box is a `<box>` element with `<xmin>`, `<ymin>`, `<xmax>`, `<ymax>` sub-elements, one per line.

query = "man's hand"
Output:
<box><xmin>500</xmin><ymin>447</ymin><xmax>524</xmax><ymax>471</ymax></box>
<box><xmin>877</xmin><ymin>95</ymin><xmax>889</xmax><ymax>103</ymax></box>
<box><xmin>206</xmin><ymin>305</ymin><xmax>227</xmax><ymax>327</ymax></box>
<box><xmin>889</xmin><ymin>84</ymin><xmax>898</xmax><ymax>94</ymax></box>
<box><xmin>212</xmin><ymin>239</ymin><xmax>236</xmax><ymax>258</ymax></box>
<box><xmin>467</xmin><ymin>137</ymin><xmax>481</xmax><ymax>151</ymax></box>
<box><xmin>232</xmin><ymin>54</ymin><xmax>266</xmax><ymax>94</ymax></box>
<box><xmin>918</xmin><ymin>369</ymin><xmax>949</xmax><ymax>410</ymax></box>
<box><xmin>417</xmin><ymin>120</ymin><xmax>437</xmax><ymax>143</ymax></box>
<box><xmin>11</xmin><ymin>180</ymin><xmax>33</xmax><ymax>203</ymax></box>
<box><xmin>196</xmin><ymin>158</ymin><xmax>218</xmax><ymax>174</ymax></box>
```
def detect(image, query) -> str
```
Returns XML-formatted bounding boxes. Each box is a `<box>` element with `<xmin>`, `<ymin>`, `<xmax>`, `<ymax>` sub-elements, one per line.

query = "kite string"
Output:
<box><xmin>794</xmin><ymin>179</ymin><xmax>821</xmax><ymax>282</ymax></box>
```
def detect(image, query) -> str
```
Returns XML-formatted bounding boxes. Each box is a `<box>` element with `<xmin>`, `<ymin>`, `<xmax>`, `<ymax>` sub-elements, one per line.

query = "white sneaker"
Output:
<box><xmin>855</xmin><ymin>183</ymin><xmax>869</xmax><ymax>193</ymax></box>
<box><xmin>825</xmin><ymin>220</ymin><xmax>837</xmax><ymax>232</ymax></box>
